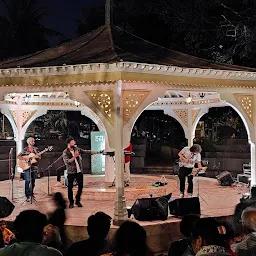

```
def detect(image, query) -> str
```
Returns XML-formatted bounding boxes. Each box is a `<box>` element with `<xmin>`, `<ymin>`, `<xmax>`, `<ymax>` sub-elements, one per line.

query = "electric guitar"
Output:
<box><xmin>178</xmin><ymin>158</ymin><xmax>195</xmax><ymax>167</ymax></box>
<box><xmin>190</xmin><ymin>167</ymin><xmax>207</xmax><ymax>176</ymax></box>
<box><xmin>18</xmin><ymin>146</ymin><xmax>53</xmax><ymax>171</ymax></box>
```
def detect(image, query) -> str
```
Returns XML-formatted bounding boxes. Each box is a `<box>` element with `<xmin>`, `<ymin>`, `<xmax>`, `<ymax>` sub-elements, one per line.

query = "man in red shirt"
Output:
<box><xmin>124</xmin><ymin>142</ymin><xmax>132</xmax><ymax>187</ymax></box>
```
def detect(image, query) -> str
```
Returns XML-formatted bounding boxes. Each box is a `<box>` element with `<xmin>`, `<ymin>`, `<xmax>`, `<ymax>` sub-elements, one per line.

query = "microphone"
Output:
<box><xmin>9</xmin><ymin>148</ymin><xmax>13</xmax><ymax>154</ymax></box>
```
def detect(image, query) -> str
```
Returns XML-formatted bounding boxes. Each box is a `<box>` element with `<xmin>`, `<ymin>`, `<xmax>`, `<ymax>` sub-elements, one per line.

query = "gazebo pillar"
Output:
<box><xmin>113</xmin><ymin>80</ymin><xmax>128</xmax><ymax>225</ymax></box>
<box><xmin>250</xmin><ymin>142</ymin><xmax>256</xmax><ymax>186</ymax></box>
<box><xmin>186</xmin><ymin>107</ymin><xmax>194</xmax><ymax>147</ymax></box>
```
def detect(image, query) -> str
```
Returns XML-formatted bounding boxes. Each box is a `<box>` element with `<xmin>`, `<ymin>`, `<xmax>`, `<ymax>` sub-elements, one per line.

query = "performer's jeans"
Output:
<box><xmin>68</xmin><ymin>172</ymin><xmax>83</xmax><ymax>204</ymax></box>
<box><xmin>179</xmin><ymin>166</ymin><xmax>193</xmax><ymax>194</ymax></box>
<box><xmin>24</xmin><ymin>167</ymin><xmax>37</xmax><ymax>197</ymax></box>
<box><xmin>124</xmin><ymin>161</ymin><xmax>131</xmax><ymax>184</ymax></box>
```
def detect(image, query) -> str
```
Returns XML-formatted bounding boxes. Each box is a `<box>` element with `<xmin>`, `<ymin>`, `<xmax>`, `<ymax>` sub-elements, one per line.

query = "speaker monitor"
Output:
<box><xmin>0</xmin><ymin>197</ymin><xmax>15</xmax><ymax>218</ymax></box>
<box><xmin>131</xmin><ymin>194</ymin><xmax>171</xmax><ymax>221</ymax></box>
<box><xmin>217</xmin><ymin>171</ymin><xmax>233</xmax><ymax>186</ymax></box>
<box><xmin>169</xmin><ymin>197</ymin><xmax>201</xmax><ymax>216</ymax></box>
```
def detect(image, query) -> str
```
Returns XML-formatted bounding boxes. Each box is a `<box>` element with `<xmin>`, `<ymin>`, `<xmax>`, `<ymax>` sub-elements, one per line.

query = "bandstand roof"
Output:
<box><xmin>0</xmin><ymin>25</ymin><xmax>255</xmax><ymax>72</ymax></box>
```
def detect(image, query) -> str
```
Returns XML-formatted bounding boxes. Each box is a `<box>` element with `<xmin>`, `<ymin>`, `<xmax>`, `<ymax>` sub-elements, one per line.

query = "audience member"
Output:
<box><xmin>168</xmin><ymin>214</ymin><xmax>200</xmax><ymax>256</ymax></box>
<box><xmin>0</xmin><ymin>210</ymin><xmax>62</xmax><ymax>256</ymax></box>
<box><xmin>235</xmin><ymin>207</ymin><xmax>256</xmax><ymax>256</ymax></box>
<box><xmin>66</xmin><ymin>211</ymin><xmax>112</xmax><ymax>256</ymax></box>
<box><xmin>42</xmin><ymin>224</ymin><xmax>62</xmax><ymax>251</ymax></box>
<box><xmin>48</xmin><ymin>192</ymin><xmax>67</xmax><ymax>247</ymax></box>
<box><xmin>112</xmin><ymin>220</ymin><xmax>147</xmax><ymax>256</ymax></box>
<box><xmin>0</xmin><ymin>220</ymin><xmax>15</xmax><ymax>245</ymax></box>
<box><xmin>0</xmin><ymin>231</ymin><xmax>4</xmax><ymax>249</ymax></box>
<box><xmin>191</xmin><ymin>217</ymin><xmax>232</xmax><ymax>256</ymax></box>
<box><xmin>218</xmin><ymin>222</ymin><xmax>237</xmax><ymax>256</ymax></box>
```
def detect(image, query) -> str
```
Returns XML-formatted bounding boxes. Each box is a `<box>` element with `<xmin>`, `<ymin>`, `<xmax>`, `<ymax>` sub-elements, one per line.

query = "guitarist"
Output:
<box><xmin>17</xmin><ymin>137</ymin><xmax>40</xmax><ymax>201</ymax></box>
<box><xmin>178</xmin><ymin>144</ymin><xmax>202</xmax><ymax>198</ymax></box>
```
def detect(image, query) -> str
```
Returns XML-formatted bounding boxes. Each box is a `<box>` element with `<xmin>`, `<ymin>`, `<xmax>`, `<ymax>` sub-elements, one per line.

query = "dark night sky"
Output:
<box><xmin>0</xmin><ymin>0</ymin><xmax>105</xmax><ymax>43</ymax></box>
<box><xmin>41</xmin><ymin>0</ymin><xmax>104</xmax><ymax>40</ymax></box>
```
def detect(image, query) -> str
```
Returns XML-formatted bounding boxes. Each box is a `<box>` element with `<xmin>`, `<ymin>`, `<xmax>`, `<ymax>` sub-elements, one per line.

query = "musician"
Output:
<box><xmin>124</xmin><ymin>141</ymin><xmax>133</xmax><ymax>187</ymax></box>
<box><xmin>17</xmin><ymin>137</ymin><xmax>40</xmax><ymax>201</ymax></box>
<box><xmin>62</xmin><ymin>137</ymin><xmax>101</xmax><ymax>208</ymax></box>
<box><xmin>178</xmin><ymin>144</ymin><xmax>202</xmax><ymax>198</ymax></box>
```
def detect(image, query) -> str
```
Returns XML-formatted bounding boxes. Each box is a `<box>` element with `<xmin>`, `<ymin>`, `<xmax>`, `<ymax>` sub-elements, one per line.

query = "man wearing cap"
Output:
<box><xmin>17</xmin><ymin>137</ymin><xmax>40</xmax><ymax>201</ymax></box>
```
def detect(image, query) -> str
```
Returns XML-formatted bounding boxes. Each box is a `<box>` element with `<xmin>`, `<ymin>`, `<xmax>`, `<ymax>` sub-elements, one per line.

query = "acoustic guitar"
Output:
<box><xmin>18</xmin><ymin>146</ymin><xmax>53</xmax><ymax>171</ymax></box>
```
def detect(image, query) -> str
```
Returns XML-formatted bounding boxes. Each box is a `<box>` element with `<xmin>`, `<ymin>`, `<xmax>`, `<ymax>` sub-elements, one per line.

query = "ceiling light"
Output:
<box><xmin>24</xmin><ymin>94</ymin><xmax>30</xmax><ymax>104</ymax></box>
<box><xmin>186</xmin><ymin>93</ymin><xmax>192</xmax><ymax>103</ymax></box>
<box><xmin>74</xmin><ymin>100</ymin><xmax>80</xmax><ymax>107</ymax></box>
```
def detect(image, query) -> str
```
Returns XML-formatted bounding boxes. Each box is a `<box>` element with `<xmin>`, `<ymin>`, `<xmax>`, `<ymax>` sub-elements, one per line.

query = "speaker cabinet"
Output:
<box><xmin>217</xmin><ymin>171</ymin><xmax>233</xmax><ymax>186</ymax></box>
<box><xmin>169</xmin><ymin>197</ymin><xmax>201</xmax><ymax>216</ymax></box>
<box><xmin>131</xmin><ymin>195</ymin><xmax>170</xmax><ymax>221</ymax></box>
<box><xmin>0</xmin><ymin>197</ymin><xmax>15</xmax><ymax>218</ymax></box>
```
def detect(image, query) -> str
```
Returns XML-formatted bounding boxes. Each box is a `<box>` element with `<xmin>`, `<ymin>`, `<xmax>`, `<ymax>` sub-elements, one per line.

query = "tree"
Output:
<box><xmin>113</xmin><ymin>0</ymin><xmax>256</xmax><ymax>67</ymax></box>
<box><xmin>0</xmin><ymin>0</ymin><xmax>62</xmax><ymax>60</ymax></box>
<box><xmin>76</xmin><ymin>3</ymin><xmax>105</xmax><ymax>36</ymax></box>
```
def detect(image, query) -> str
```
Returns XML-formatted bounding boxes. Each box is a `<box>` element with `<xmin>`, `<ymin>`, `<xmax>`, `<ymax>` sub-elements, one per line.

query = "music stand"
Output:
<box><xmin>107</xmin><ymin>151</ymin><xmax>135</xmax><ymax>187</ymax></box>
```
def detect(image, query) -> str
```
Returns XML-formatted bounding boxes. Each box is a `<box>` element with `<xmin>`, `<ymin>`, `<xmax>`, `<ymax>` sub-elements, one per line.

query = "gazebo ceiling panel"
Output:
<box><xmin>0</xmin><ymin>25</ymin><xmax>255</xmax><ymax>72</ymax></box>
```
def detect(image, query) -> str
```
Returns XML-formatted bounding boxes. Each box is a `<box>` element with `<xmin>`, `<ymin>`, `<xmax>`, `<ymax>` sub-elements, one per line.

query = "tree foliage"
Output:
<box><xmin>111</xmin><ymin>0</ymin><xmax>256</xmax><ymax>67</ymax></box>
<box><xmin>0</xmin><ymin>0</ymin><xmax>62</xmax><ymax>60</ymax></box>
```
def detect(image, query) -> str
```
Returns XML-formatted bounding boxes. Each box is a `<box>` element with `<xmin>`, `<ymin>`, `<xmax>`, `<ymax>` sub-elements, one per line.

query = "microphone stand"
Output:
<box><xmin>9</xmin><ymin>148</ymin><xmax>15</xmax><ymax>202</ymax></box>
<box><xmin>45</xmin><ymin>154</ymin><xmax>63</xmax><ymax>196</ymax></box>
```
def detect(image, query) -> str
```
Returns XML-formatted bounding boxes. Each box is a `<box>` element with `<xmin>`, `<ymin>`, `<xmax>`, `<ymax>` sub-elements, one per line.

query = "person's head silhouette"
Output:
<box><xmin>114</xmin><ymin>221</ymin><xmax>147</xmax><ymax>256</ymax></box>
<box><xmin>14</xmin><ymin>210</ymin><xmax>47</xmax><ymax>243</ymax></box>
<box><xmin>87</xmin><ymin>212</ymin><xmax>111</xmax><ymax>240</ymax></box>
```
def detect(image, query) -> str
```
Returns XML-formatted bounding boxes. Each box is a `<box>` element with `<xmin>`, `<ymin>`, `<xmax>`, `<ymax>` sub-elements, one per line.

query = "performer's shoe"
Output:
<box><xmin>180</xmin><ymin>193</ymin><xmax>184</xmax><ymax>198</ymax></box>
<box><xmin>26</xmin><ymin>196</ymin><xmax>30</xmax><ymax>202</ymax></box>
<box><xmin>69</xmin><ymin>203</ymin><xmax>74</xmax><ymax>208</ymax></box>
<box><xmin>188</xmin><ymin>193</ymin><xmax>193</xmax><ymax>197</ymax></box>
<box><xmin>75</xmin><ymin>201</ymin><xmax>83</xmax><ymax>207</ymax></box>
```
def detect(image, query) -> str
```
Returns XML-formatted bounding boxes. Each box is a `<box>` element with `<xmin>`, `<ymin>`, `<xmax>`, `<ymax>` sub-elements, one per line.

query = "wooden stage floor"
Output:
<box><xmin>0</xmin><ymin>174</ymin><xmax>248</xmax><ymax>252</ymax></box>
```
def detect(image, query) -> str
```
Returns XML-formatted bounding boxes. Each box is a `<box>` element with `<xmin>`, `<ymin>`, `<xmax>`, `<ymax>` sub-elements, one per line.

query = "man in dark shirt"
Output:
<box><xmin>66</xmin><ymin>212</ymin><xmax>112</xmax><ymax>256</ymax></box>
<box><xmin>62</xmin><ymin>137</ymin><xmax>101</xmax><ymax>208</ymax></box>
<box><xmin>17</xmin><ymin>137</ymin><xmax>40</xmax><ymax>201</ymax></box>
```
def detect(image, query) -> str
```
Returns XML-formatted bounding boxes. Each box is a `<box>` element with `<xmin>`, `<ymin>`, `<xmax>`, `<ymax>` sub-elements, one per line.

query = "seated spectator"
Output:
<box><xmin>48</xmin><ymin>192</ymin><xmax>67</xmax><ymax>247</ymax></box>
<box><xmin>235</xmin><ymin>207</ymin><xmax>256</xmax><ymax>256</ymax></box>
<box><xmin>191</xmin><ymin>217</ymin><xmax>232</xmax><ymax>256</ymax></box>
<box><xmin>218</xmin><ymin>222</ymin><xmax>237</xmax><ymax>256</ymax></box>
<box><xmin>66</xmin><ymin>211</ymin><xmax>112</xmax><ymax>256</ymax></box>
<box><xmin>112</xmin><ymin>220</ymin><xmax>147</xmax><ymax>256</ymax></box>
<box><xmin>0</xmin><ymin>210</ymin><xmax>62</xmax><ymax>256</ymax></box>
<box><xmin>0</xmin><ymin>231</ymin><xmax>4</xmax><ymax>248</ymax></box>
<box><xmin>168</xmin><ymin>214</ymin><xmax>200</xmax><ymax>256</ymax></box>
<box><xmin>0</xmin><ymin>220</ymin><xmax>15</xmax><ymax>245</ymax></box>
<box><xmin>42</xmin><ymin>224</ymin><xmax>62</xmax><ymax>252</ymax></box>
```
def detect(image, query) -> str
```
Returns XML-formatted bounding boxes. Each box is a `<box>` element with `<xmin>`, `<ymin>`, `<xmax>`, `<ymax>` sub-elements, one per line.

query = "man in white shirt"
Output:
<box><xmin>178</xmin><ymin>144</ymin><xmax>202</xmax><ymax>198</ymax></box>
<box><xmin>0</xmin><ymin>210</ymin><xmax>62</xmax><ymax>256</ymax></box>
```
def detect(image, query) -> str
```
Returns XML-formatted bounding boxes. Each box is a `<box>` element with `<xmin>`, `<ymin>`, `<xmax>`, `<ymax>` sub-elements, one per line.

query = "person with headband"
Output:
<box><xmin>178</xmin><ymin>144</ymin><xmax>202</xmax><ymax>198</ymax></box>
<box><xmin>17</xmin><ymin>137</ymin><xmax>40</xmax><ymax>201</ymax></box>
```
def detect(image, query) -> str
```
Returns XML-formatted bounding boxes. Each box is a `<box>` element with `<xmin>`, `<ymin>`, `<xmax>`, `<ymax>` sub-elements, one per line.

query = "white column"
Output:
<box><xmin>104</xmin><ymin>150</ymin><xmax>115</xmax><ymax>182</ymax></box>
<box><xmin>187</xmin><ymin>107</ymin><xmax>194</xmax><ymax>147</ymax></box>
<box><xmin>15</xmin><ymin>102</ymin><xmax>24</xmax><ymax>156</ymax></box>
<box><xmin>113</xmin><ymin>80</ymin><xmax>128</xmax><ymax>225</ymax></box>
<box><xmin>250</xmin><ymin>142</ymin><xmax>256</xmax><ymax>187</ymax></box>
